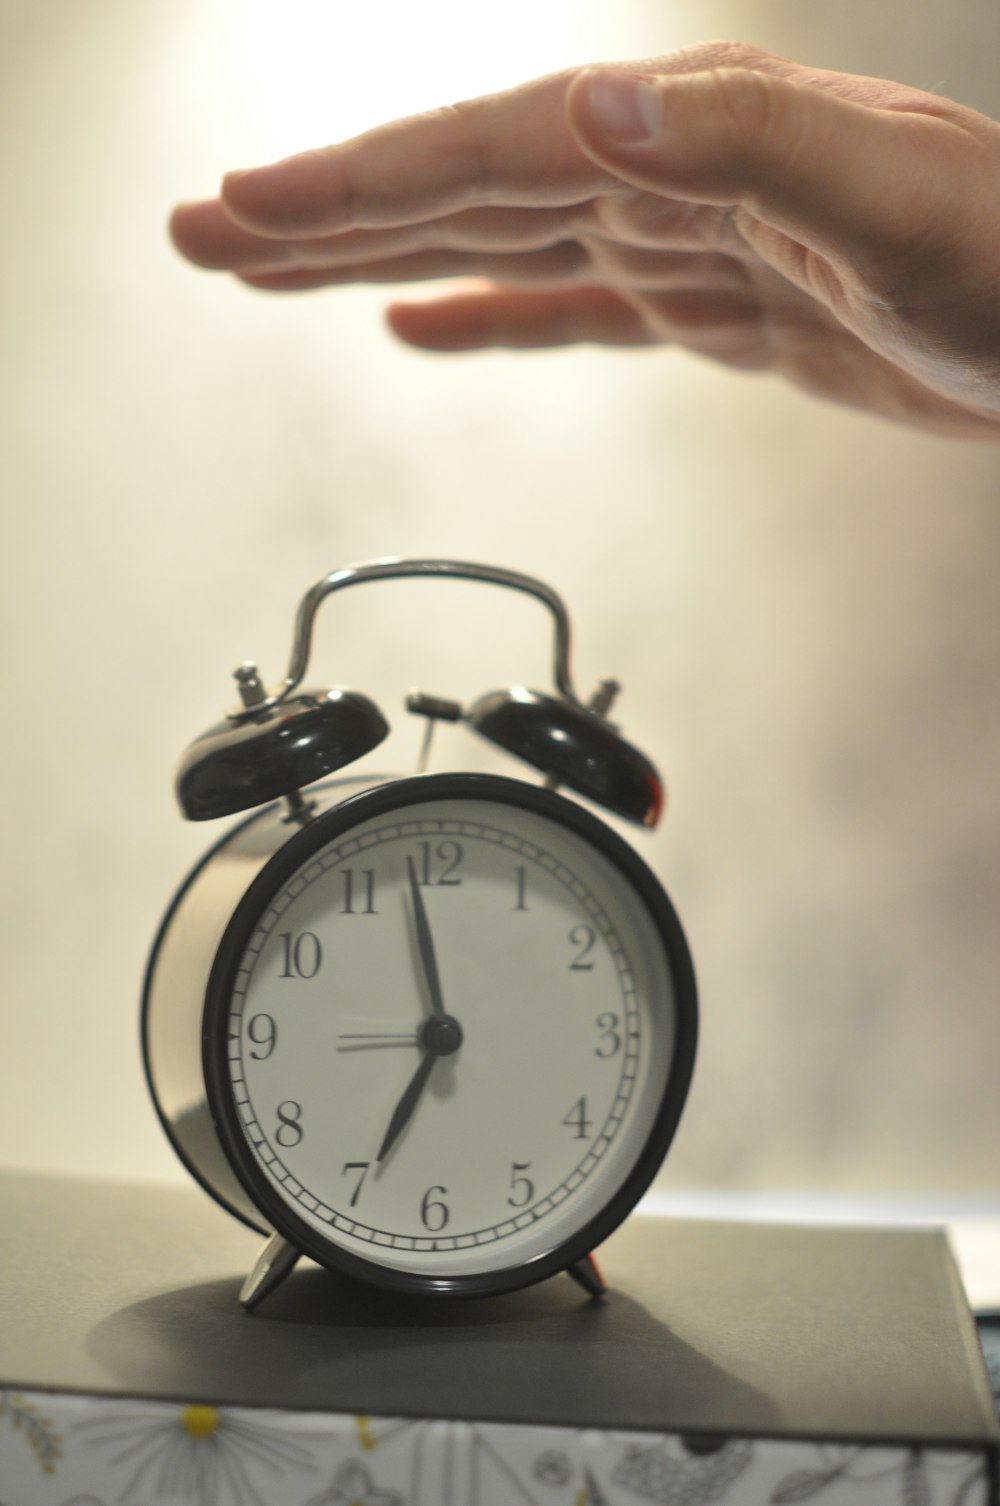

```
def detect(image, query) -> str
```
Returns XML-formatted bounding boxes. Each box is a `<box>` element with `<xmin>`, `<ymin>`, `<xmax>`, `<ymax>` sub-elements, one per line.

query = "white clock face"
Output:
<box><xmin>216</xmin><ymin>787</ymin><xmax>689</xmax><ymax>1283</ymax></box>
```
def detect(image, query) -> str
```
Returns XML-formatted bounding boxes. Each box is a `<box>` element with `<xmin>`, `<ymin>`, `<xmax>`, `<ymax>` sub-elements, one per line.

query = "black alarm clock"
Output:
<box><xmin>142</xmin><ymin>559</ymin><xmax>697</xmax><ymax>1310</ymax></box>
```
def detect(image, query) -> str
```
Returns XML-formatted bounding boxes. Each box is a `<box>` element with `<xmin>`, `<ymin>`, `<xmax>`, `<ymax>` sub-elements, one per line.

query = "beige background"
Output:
<box><xmin>2</xmin><ymin>0</ymin><xmax>999</xmax><ymax>1203</ymax></box>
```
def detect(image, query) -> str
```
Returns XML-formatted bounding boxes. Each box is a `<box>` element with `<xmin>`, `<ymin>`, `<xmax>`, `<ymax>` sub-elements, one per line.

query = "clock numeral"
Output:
<box><xmin>513</xmin><ymin>865</ymin><xmax>528</xmax><ymax>912</ymax></box>
<box><xmin>595</xmin><ymin>1012</ymin><xmax>622</xmax><ymax>1058</ymax></box>
<box><xmin>341</xmin><ymin>867</ymin><xmax>377</xmax><ymax>915</ymax></box>
<box><xmin>415</xmin><ymin>839</ymin><xmax>464</xmax><ymax>886</ymax></box>
<box><xmin>507</xmin><ymin>1161</ymin><xmax>535</xmax><ymax>1208</ymax></box>
<box><xmin>275</xmin><ymin>1101</ymin><xmax>304</xmax><ymax>1148</ymax></box>
<box><xmin>420</xmin><ymin>1184</ymin><xmax>450</xmax><ymax>1232</ymax></box>
<box><xmin>246</xmin><ymin>1013</ymin><xmax>277</xmax><ymax>1060</ymax></box>
<box><xmin>562</xmin><ymin>1096</ymin><xmax>593</xmax><ymax>1141</ymax></box>
<box><xmin>569</xmin><ymin>925</ymin><xmax>596</xmax><ymax>971</ymax></box>
<box><xmin>278</xmin><ymin>931</ymin><xmax>322</xmax><ymax>979</ymax></box>
<box><xmin>342</xmin><ymin>1161</ymin><xmax>371</xmax><ymax>1207</ymax></box>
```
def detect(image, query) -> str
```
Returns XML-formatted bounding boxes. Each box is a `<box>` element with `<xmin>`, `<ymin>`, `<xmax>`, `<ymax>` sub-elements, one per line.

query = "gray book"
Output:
<box><xmin>1</xmin><ymin>1170</ymin><xmax>997</xmax><ymax>1506</ymax></box>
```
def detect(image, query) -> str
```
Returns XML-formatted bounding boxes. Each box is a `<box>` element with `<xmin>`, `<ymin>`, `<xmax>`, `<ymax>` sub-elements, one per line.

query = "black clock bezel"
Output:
<box><xmin>203</xmin><ymin>771</ymin><xmax>698</xmax><ymax>1299</ymax></box>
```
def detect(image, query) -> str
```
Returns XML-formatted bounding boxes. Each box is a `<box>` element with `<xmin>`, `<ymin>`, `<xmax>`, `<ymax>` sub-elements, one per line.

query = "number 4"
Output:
<box><xmin>561</xmin><ymin>1097</ymin><xmax>593</xmax><ymax>1140</ymax></box>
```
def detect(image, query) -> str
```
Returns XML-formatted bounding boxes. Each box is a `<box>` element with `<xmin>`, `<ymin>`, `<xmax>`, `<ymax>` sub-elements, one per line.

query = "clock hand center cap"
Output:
<box><xmin>419</xmin><ymin>1013</ymin><xmax>463</xmax><ymax>1057</ymax></box>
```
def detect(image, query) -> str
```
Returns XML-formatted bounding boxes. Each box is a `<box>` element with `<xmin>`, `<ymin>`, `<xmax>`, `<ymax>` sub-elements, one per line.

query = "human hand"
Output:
<box><xmin>170</xmin><ymin>43</ymin><xmax>1000</xmax><ymax>439</ymax></box>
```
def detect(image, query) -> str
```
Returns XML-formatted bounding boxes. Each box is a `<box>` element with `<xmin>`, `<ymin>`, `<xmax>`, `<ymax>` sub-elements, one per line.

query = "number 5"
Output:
<box><xmin>507</xmin><ymin>1161</ymin><xmax>534</xmax><ymax>1208</ymax></box>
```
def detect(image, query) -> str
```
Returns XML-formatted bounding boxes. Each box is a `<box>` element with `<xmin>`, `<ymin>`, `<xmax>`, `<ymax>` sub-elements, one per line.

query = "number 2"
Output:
<box><xmin>569</xmin><ymin>925</ymin><xmax>596</xmax><ymax>970</ymax></box>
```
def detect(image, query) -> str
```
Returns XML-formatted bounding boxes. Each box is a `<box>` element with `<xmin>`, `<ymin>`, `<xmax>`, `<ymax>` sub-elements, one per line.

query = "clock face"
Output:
<box><xmin>205</xmin><ymin>776</ymin><xmax>696</xmax><ymax>1293</ymax></box>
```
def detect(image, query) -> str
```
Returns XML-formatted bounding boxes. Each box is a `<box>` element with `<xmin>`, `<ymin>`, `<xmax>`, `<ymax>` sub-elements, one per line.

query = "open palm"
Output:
<box><xmin>171</xmin><ymin>43</ymin><xmax>1000</xmax><ymax>439</ymax></box>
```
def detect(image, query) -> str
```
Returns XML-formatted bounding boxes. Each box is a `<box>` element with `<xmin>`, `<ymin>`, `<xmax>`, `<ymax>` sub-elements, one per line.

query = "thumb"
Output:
<box><xmin>565</xmin><ymin>64</ymin><xmax>973</xmax><ymax>281</ymax></box>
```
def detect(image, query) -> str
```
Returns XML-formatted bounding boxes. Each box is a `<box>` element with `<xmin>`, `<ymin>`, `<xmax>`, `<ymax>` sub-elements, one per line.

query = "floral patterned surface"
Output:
<box><xmin>0</xmin><ymin>1389</ymin><xmax>993</xmax><ymax>1506</ymax></box>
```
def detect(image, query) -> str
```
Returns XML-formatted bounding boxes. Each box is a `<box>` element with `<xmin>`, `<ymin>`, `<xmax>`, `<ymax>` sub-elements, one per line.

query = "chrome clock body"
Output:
<box><xmin>142</xmin><ymin>559</ymin><xmax>698</xmax><ymax>1307</ymax></box>
<box><xmin>143</xmin><ymin>771</ymin><xmax>697</xmax><ymax>1298</ymax></box>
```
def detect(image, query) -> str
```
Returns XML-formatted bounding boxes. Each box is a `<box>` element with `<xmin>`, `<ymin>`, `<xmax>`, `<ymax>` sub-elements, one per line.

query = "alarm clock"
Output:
<box><xmin>142</xmin><ymin>559</ymin><xmax>697</xmax><ymax>1310</ymax></box>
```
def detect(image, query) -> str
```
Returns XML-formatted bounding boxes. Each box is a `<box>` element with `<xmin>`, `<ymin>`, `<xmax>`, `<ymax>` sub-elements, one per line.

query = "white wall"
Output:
<box><xmin>2</xmin><ymin>0</ymin><xmax>1000</xmax><ymax>1199</ymax></box>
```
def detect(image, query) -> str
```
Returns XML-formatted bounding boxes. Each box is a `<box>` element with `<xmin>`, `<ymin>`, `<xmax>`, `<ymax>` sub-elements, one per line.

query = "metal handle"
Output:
<box><xmin>231</xmin><ymin>557</ymin><xmax>583</xmax><ymax>718</ymax></box>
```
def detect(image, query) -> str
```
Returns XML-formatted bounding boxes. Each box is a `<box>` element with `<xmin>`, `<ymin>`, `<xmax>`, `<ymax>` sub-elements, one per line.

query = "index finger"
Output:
<box><xmin>220</xmin><ymin>68</ymin><xmax>613</xmax><ymax>239</ymax></box>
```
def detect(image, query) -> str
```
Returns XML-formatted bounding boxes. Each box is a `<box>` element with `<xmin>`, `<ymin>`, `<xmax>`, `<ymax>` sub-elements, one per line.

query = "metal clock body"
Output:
<box><xmin>142</xmin><ymin>560</ymin><xmax>698</xmax><ymax>1307</ymax></box>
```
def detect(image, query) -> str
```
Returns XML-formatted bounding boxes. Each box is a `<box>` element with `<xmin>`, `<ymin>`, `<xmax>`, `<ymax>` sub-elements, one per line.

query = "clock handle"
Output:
<box><xmin>175</xmin><ymin>556</ymin><xmax>663</xmax><ymax>827</ymax></box>
<box><xmin>239</xmin><ymin>558</ymin><xmax>584</xmax><ymax>718</ymax></box>
<box><xmin>275</xmin><ymin>560</ymin><xmax>663</xmax><ymax>828</ymax></box>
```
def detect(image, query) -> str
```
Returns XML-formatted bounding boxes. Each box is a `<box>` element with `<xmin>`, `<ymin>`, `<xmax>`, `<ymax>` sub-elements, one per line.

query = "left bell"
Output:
<box><xmin>175</xmin><ymin>687</ymin><xmax>389</xmax><ymax>821</ymax></box>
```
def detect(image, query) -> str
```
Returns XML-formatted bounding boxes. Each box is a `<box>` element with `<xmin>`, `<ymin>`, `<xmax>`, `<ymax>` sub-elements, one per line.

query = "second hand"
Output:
<box><xmin>338</xmin><ymin>1032</ymin><xmax>419</xmax><ymax>1050</ymax></box>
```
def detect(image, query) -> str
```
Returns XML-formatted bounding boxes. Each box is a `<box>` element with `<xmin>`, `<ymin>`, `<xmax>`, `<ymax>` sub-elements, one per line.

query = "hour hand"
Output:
<box><xmin>375</xmin><ymin>1013</ymin><xmax>464</xmax><ymax>1163</ymax></box>
<box><xmin>376</xmin><ymin>1051</ymin><xmax>437</xmax><ymax>1162</ymax></box>
<box><xmin>377</xmin><ymin>859</ymin><xmax>462</xmax><ymax>1163</ymax></box>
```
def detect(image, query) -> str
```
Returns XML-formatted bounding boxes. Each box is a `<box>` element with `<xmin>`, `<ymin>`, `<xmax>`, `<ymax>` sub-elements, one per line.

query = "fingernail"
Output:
<box><xmin>222</xmin><ymin>167</ymin><xmax>256</xmax><ymax>192</ymax></box>
<box><xmin>222</xmin><ymin>163</ymin><xmax>284</xmax><ymax>196</ymax></box>
<box><xmin>583</xmin><ymin>71</ymin><xmax>661</xmax><ymax>143</ymax></box>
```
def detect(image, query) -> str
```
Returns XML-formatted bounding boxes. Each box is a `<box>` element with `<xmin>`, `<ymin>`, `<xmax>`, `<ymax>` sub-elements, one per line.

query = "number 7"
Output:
<box><xmin>342</xmin><ymin>1161</ymin><xmax>371</xmax><ymax>1207</ymax></box>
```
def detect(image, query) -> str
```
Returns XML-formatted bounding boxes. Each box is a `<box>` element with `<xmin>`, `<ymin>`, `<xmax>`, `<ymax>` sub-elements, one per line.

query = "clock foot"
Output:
<box><xmin>240</xmin><ymin>1231</ymin><xmax>301</xmax><ymax>1312</ymax></box>
<box><xmin>566</xmin><ymin>1252</ymin><xmax>606</xmax><ymax>1299</ymax></box>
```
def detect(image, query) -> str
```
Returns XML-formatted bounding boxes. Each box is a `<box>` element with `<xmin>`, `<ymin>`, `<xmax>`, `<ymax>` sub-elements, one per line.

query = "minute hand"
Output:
<box><xmin>406</xmin><ymin>855</ymin><xmax>445</xmax><ymax>1017</ymax></box>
